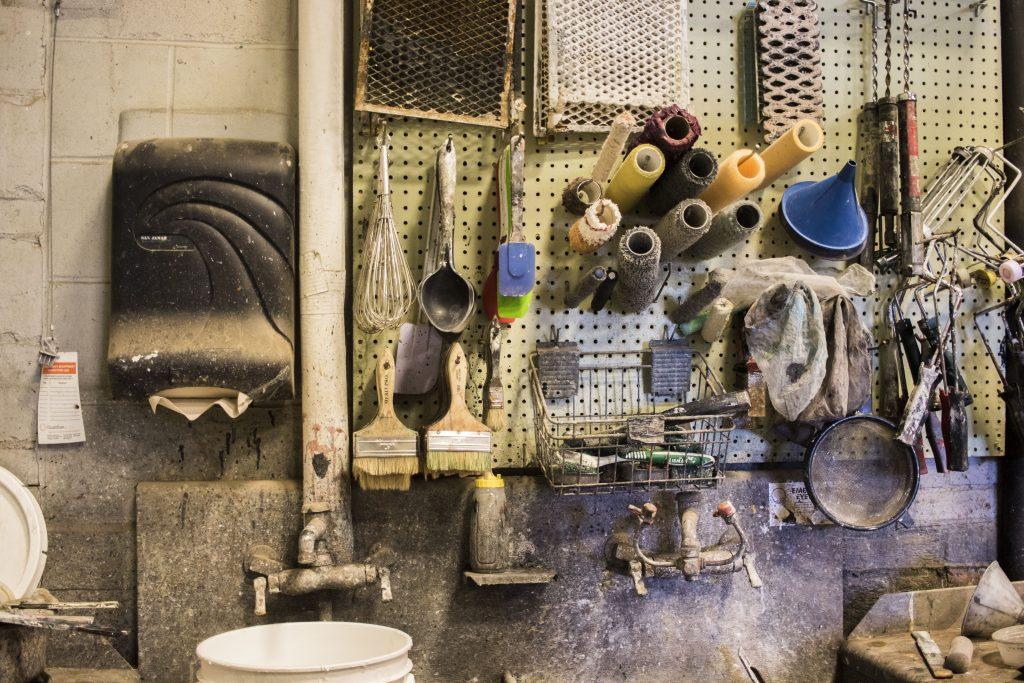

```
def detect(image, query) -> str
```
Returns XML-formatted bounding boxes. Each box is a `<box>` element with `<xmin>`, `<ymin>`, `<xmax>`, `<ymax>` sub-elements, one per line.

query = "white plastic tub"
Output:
<box><xmin>993</xmin><ymin>624</ymin><xmax>1024</xmax><ymax>668</ymax></box>
<box><xmin>195</xmin><ymin>622</ymin><xmax>413</xmax><ymax>682</ymax></box>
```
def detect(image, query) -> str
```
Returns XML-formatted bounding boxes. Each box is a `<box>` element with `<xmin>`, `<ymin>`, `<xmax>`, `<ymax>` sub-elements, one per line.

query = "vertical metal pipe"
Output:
<box><xmin>298</xmin><ymin>0</ymin><xmax>353</xmax><ymax>565</ymax></box>
<box><xmin>999</xmin><ymin>0</ymin><xmax>1024</xmax><ymax>579</ymax></box>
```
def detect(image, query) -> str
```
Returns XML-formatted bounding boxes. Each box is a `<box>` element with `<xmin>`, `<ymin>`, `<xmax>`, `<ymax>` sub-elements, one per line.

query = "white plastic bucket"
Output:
<box><xmin>195</xmin><ymin>622</ymin><xmax>413</xmax><ymax>683</ymax></box>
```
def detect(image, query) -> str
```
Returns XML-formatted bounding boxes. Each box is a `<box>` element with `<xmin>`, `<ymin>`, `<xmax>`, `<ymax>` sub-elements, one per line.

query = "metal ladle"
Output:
<box><xmin>419</xmin><ymin>138</ymin><xmax>475</xmax><ymax>334</ymax></box>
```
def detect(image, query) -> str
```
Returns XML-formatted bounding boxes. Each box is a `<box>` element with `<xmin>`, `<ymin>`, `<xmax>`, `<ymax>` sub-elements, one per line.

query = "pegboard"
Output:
<box><xmin>352</xmin><ymin>0</ymin><xmax>1007</xmax><ymax>468</ymax></box>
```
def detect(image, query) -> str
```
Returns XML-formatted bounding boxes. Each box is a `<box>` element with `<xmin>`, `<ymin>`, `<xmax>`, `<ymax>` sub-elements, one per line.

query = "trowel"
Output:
<box><xmin>394</xmin><ymin>141</ymin><xmax>454</xmax><ymax>394</ymax></box>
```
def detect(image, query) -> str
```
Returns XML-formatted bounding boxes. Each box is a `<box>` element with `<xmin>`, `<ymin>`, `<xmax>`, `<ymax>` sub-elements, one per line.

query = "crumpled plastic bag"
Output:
<box><xmin>717</xmin><ymin>256</ymin><xmax>875</xmax><ymax>309</ymax></box>
<box><xmin>795</xmin><ymin>295</ymin><xmax>872</xmax><ymax>425</ymax></box>
<box><xmin>744</xmin><ymin>281</ymin><xmax>828</xmax><ymax>421</ymax></box>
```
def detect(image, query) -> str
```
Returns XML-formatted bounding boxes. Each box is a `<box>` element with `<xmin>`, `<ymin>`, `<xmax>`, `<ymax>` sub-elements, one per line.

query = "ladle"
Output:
<box><xmin>419</xmin><ymin>137</ymin><xmax>476</xmax><ymax>334</ymax></box>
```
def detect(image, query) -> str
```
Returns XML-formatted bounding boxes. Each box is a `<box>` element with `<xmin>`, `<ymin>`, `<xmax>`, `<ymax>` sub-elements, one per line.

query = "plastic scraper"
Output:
<box><xmin>496</xmin><ymin>134</ymin><xmax>535</xmax><ymax>297</ymax></box>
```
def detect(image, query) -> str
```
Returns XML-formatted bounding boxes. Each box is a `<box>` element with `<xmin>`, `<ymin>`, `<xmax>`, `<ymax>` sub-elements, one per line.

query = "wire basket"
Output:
<box><xmin>529</xmin><ymin>348</ymin><xmax>735</xmax><ymax>494</ymax></box>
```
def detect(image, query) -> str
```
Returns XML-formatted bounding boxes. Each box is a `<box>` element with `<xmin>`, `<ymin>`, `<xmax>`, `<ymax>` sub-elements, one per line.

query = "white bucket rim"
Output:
<box><xmin>196</xmin><ymin>621</ymin><xmax>412</xmax><ymax>673</ymax></box>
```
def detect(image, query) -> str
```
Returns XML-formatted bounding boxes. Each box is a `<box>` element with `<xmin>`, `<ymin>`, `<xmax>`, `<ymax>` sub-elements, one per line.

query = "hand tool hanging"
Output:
<box><xmin>897</xmin><ymin>0</ymin><xmax>926</xmax><ymax>278</ymax></box>
<box><xmin>858</xmin><ymin>0</ymin><xmax>881</xmax><ymax>270</ymax></box>
<box><xmin>875</xmin><ymin>0</ymin><xmax>901</xmax><ymax>270</ymax></box>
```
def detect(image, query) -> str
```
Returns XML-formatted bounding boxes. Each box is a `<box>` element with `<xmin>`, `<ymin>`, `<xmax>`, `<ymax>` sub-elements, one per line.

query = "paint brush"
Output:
<box><xmin>484</xmin><ymin>319</ymin><xmax>506</xmax><ymax>431</ymax></box>
<box><xmin>425</xmin><ymin>343</ymin><xmax>493</xmax><ymax>474</ymax></box>
<box><xmin>352</xmin><ymin>347</ymin><xmax>419</xmax><ymax>491</ymax></box>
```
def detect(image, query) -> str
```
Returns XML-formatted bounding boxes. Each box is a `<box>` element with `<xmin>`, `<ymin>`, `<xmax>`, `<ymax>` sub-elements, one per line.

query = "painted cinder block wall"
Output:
<box><xmin>0</xmin><ymin>0</ymin><xmax>999</xmax><ymax>678</ymax></box>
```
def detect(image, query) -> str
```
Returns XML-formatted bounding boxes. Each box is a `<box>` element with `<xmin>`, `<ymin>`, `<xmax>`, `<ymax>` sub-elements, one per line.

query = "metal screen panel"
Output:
<box><xmin>355</xmin><ymin>0</ymin><xmax>517</xmax><ymax>128</ymax></box>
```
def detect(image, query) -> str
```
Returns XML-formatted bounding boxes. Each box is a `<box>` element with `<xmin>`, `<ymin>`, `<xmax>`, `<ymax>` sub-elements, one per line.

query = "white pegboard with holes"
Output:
<box><xmin>352</xmin><ymin>0</ymin><xmax>1006</xmax><ymax>467</ymax></box>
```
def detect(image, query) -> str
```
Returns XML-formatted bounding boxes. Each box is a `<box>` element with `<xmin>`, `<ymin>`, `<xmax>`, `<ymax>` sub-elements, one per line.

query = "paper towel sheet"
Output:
<box><xmin>148</xmin><ymin>387</ymin><xmax>252</xmax><ymax>421</ymax></box>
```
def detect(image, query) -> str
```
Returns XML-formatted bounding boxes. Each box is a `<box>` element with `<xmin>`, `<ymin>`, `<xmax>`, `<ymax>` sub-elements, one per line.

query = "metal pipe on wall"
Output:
<box><xmin>999</xmin><ymin>0</ymin><xmax>1024</xmax><ymax>580</ymax></box>
<box><xmin>298</xmin><ymin>0</ymin><xmax>353</xmax><ymax>565</ymax></box>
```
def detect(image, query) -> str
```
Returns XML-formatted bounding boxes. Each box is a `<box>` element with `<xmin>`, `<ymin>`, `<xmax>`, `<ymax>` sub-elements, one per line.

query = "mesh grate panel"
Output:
<box><xmin>534</xmin><ymin>0</ymin><xmax>690</xmax><ymax>135</ymax></box>
<box><xmin>756</xmin><ymin>0</ymin><xmax>825</xmax><ymax>142</ymax></box>
<box><xmin>807</xmin><ymin>418</ymin><xmax>917</xmax><ymax>528</ymax></box>
<box><xmin>356</xmin><ymin>0</ymin><xmax>516</xmax><ymax>127</ymax></box>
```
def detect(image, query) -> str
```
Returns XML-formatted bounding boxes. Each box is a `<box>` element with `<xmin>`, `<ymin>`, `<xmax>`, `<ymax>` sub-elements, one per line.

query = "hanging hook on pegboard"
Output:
<box><xmin>968</xmin><ymin>0</ymin><xmax>988</xmax><ymax>17</ymax></box>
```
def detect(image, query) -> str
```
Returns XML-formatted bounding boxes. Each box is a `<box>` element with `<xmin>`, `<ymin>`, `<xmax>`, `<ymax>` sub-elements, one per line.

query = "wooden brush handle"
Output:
<box><xmin>445</xmin><ymin>343</ymin><xmax>469</xmax><ymax>412</ymax></box>
<box><xmin>376</xmin><ymin>348</ymin><xmax>397</xmax><ymax>419</ymax></box>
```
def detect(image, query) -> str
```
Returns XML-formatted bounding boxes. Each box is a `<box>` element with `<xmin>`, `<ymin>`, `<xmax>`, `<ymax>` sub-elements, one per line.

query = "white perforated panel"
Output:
<box><xmin>352</xmin><ymin>0</ymin><xmax>1005</xmax><ymax>467</ymax></box>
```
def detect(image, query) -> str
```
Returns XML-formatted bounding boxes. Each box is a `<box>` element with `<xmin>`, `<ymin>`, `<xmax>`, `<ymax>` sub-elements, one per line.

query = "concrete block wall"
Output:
<box><xmin>0</xmin><ymin>0</ymin><xmax>300</xmax><ymax>666</ymax></box>
<box><xmin>0</xmin><ymin>0</ymin><xmax>1002</xmax><ymax>678</ymax></box>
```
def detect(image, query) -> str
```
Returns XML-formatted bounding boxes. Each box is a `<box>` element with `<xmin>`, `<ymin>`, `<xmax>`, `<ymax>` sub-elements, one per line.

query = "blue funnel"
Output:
<box><xmin>780</xmin><ymin>161</ymin><xmax>868</xmax><ymax>260</ymax></box>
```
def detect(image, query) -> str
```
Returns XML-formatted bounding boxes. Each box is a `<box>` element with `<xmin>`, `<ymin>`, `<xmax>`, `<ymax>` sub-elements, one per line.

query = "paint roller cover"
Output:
<box><xmin>568</xmin><ymin>198</ymin><xmax>621</xmax><ymax>254</ymax></box>
<box><xmin>591</xmin><ymin>111</ymin><xmax>636</xmax><ymax>186</ymax></box>
<box><xmin>653</xmin><ymin>198</ymin><xmax>712</xmax><ymax>260</ymax></box>
<box><xmin>613</xmin><ymin>227</ymin><xmax>662</xmax><ymax>313</ymax></box>
<box><xmin>646</xmin><ymin>147</ymin><xmax>719</xmax><ymax>216</ymax></box>
<box><xmin>759</xmin><ymin>119</ymin><xmax>825</xmax><ymax>188</ymax></box>
<box><xmin>688</xmin><ymin>200</ymin><xmax>764</xmax><ymax>259</ymax></box>
<box><xmin>698</xmin><ymin>150</ymin><xmax>765</xmax><ymax>214</ymax></box>
<box><xmin>605</xmin><ymin>144</ymin><xmax>665</xmax><ymax>214</ymax></box>
<box><xmin>628</xmin><ymin>105</ymin><xmax>701</xmax><ymax>160</ymax></box>
<box><xmin>701</xmin><ymin>298</ymin><xmax>734</xmax><ymax>342</ymax></box>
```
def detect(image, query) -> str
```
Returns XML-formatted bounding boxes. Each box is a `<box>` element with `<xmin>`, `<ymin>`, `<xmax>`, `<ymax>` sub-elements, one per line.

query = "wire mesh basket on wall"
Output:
<box><xmin>529</xmin><ymin>349</ymin><xmax>734</xmax><ymax>494</ymax></box>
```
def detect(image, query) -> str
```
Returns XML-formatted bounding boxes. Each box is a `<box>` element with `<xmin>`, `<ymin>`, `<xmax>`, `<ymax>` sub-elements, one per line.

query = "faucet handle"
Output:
<box><xmin>247</xmin><ymin>544</ymin><xmax>285</xmax><ymax>576</ymax></box>
<box><xmin>743</xmin><ymin>552</ymin><xmax>763</xmax><ymax>589</ymax></box>
<box><xmin>378</xmin><ymin>567</ymin><xmax>393</xmax><ymax>603</ymax></box>
<box><xmin>628</xmin><ymin>503</ymin><xmax>657</xmax><ymax>525</ymax></box>
<box><xmin>253</xmin><ymin>576</ymin><xmax>267</xmax><ymax>616</ymax></box>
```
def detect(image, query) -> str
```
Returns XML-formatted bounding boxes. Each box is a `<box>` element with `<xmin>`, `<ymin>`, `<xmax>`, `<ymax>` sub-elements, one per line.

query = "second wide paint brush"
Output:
<box><xmin>425</xmin><ymin>343</ymin><xmax>493</xmax><ymax>474</ymax></box>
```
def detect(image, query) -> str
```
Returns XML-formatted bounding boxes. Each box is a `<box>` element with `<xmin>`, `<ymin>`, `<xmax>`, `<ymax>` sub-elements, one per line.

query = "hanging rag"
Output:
<box><xmin>795</xmin><ymin>295</ymin><xmax>872</xmax><ymax>425</ymax></box>
<box><xmin>744</xmin><ymin>282</ymin><xmax>828</xmax><ymax>421</ymax></box>
<box><xmin>717</xmin><ymin>256</ymin><xmax>875</xmax><ymax>309</ymax></box>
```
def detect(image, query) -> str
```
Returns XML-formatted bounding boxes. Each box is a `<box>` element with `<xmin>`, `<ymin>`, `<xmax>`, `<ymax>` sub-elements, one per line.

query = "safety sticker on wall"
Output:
<box><xmin>768</xmin><ymin>481</ymin><xmax>832</xmax><ymax>527</ymax></box>
<box><xmin>37</xmin><ymin>351</ymin><xmax>86</xmax><ymax>445</ymax></box>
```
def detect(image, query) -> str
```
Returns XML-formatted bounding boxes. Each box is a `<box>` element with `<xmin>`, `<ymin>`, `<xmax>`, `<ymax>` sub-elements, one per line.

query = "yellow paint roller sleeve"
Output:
<box><xmin>698</xmin><ymin>150</ymin><xmax>766</xmax><ymax>214</ymax></box>
<box><xmin>758</xmin><ymin>119</ymin><xmax>825</xmax><ymax>188</ymax></box>
<box><xmin>604</xmin><ymin>144</ymin><xmax>665</xmax><ymax>214</ymax></box>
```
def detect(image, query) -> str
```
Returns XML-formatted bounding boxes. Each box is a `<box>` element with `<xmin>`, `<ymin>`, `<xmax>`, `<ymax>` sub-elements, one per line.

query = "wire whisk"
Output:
<box><xmin>354</xmin><ymin>124</ymin><xmax>416</xmax><ymax>333</ymax></box>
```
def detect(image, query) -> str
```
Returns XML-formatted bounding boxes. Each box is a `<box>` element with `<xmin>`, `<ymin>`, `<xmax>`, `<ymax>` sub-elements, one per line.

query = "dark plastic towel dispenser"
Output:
<box><xmin>107</xmin><ymin>138</ymin><xmax>296</xmax><ymax>402</ymax></box>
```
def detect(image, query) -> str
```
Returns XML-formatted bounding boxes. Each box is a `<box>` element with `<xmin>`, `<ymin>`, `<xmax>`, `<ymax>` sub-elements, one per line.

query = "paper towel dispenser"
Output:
<box><xmin>107</xmin><ymin>138</ymin><xmax>296</xmax><ymax>413</ymax></box>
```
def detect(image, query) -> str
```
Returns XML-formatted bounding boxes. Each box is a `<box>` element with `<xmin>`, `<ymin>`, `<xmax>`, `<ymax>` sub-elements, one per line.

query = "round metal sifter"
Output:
<box><xmin>804</xmin><ymin>415</ymin><xmax>919</xmax><ymax>530</ymax></box>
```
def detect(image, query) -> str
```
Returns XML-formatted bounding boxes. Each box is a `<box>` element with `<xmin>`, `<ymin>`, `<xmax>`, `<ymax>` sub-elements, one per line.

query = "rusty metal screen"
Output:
<box><xmin>355</xmin><ymin>0</ymin><xmax>517</xmax><ymax>128</ymax></box>
<box><xmin>534</xmin><ymin>0</ymin><xmax>691</xmax><ymax>135</ymax></box>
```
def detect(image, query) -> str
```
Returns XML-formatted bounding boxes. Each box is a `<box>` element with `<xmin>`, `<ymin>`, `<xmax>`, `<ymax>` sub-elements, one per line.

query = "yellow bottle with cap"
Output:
<box><xmin>469</xmin><ymin>471</ymin><xmax>508</xmax><ymax>572</ymax></box>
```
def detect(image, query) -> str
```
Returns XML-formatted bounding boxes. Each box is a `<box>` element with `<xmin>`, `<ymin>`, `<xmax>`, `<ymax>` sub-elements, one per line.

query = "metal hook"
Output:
<box><xmin>861</xmin><ymin>0</ymin><xmax>880</xmax><ymax>31</ymax></box>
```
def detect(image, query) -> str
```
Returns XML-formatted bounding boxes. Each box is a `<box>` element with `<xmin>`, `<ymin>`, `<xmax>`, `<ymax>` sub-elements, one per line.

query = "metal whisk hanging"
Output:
<box><xmin>354</xmin><ymin>124</ymin><xmax>416</xmax><ymax>333</ymax></box>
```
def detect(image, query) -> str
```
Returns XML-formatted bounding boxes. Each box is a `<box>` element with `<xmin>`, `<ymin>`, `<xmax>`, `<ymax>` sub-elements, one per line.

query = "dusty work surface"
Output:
<box><xmin>844</xmin><ymin>630</ymin><xmax>1018</xmax><ymax>682</ymax></box>
<box><xmin>842</xmin><ymin>580</ymin><xmax>1024</xmax><ymax>681</ymax></box>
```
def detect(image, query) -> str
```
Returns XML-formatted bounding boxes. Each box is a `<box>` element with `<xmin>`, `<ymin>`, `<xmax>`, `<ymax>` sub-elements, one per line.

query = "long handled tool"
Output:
<box><xmin>395</xmin><ymin>141</ymin><xmax>452</xmax><ymax>394</ymax></box>
<box><xmin>496</xmin><ymin>134</ymin><xmax>534</xmax><ymax>297</ymax></box>
<box><xmin>858</xmin><ymin>0</ymin><xmax>880</xmax><ymax>269</ymax></box>
<box><xmin>419</xmin><ymin>138</ymin><xmax>476</xmax><ymax>335</ymax></box>
<box><xmin>896</xmin><ymin>0</ymin><xmax>925</xmax><ymax>278</ymax></box>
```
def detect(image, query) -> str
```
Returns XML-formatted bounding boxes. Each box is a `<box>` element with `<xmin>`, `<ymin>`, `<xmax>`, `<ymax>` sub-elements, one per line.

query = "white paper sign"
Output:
<box><xmin>37</xmin><ymin>351</ymin><xmax>86</xmax><ymax>444</ymax></box>
<box><xmin>768</xmin><ymin>481</ymin><xmax>833</xmax><ymax>527</ymax></box>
